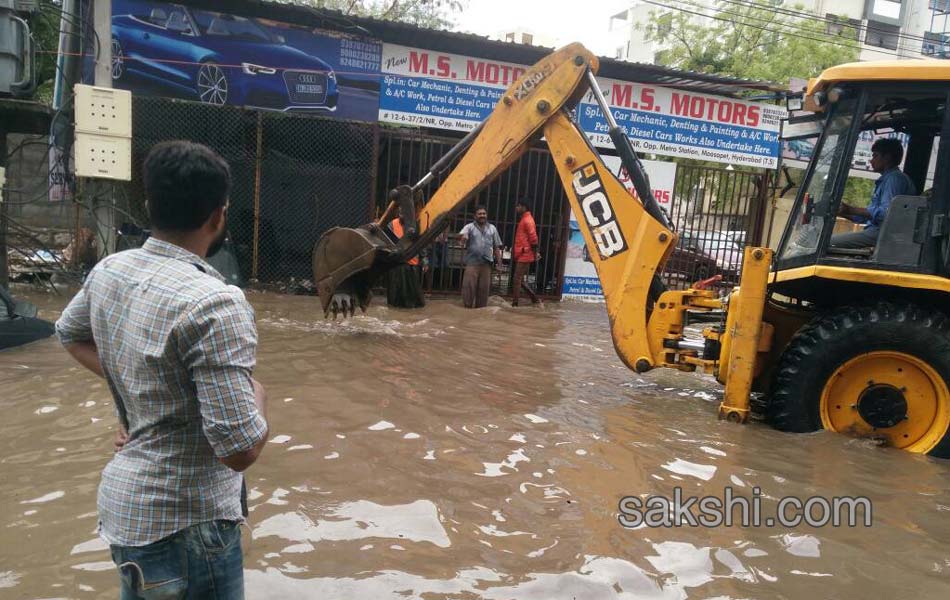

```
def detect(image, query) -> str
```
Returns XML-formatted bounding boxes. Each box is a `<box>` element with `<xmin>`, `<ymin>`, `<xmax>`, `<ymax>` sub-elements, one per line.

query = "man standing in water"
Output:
<box><xmin>459</xmin><ymin>205</ymin><xmax>503</xmax><ymax>308</ymax></box>
<box><xmin>56</xmin><ymin>141</ymin><xmax>268</xmax><ymax>599</ymax></box>
<box><xmin>511</xmin><ymin>199</ymin><xmax>541</xmax><ymax>307</ymax></box>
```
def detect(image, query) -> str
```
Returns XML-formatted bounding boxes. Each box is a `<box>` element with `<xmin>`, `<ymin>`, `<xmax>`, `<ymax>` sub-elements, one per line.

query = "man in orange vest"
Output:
<box><xmin>511</xmin><ymin>199</ymin><xmax>541</xmax><ymax>306</ymax></box>
<box><xmin>387</xmin><ymin>216</ymin><xmax>426</xmax><ymax>308</ymax></box>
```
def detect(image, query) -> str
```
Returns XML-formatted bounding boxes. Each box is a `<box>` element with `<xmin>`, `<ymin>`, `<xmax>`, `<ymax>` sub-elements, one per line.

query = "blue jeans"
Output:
<box><xmin>110</xmin><ymin>520</ymin><xmax>243</xmax><ymax>600</ymax></box>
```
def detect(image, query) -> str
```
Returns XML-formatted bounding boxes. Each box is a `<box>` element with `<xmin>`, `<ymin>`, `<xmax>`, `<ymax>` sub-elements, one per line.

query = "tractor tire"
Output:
<box><xmin>767</xmin><ymin>301</ymin><xmax>950</xmax><ymax>458</ymax></box>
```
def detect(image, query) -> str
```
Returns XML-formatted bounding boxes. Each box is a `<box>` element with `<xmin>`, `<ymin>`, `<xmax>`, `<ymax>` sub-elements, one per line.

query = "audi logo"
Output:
<box><xmin>298</xmin><ymin>73</ymin><xmax>321</xmax><ymax>83</ymax></box>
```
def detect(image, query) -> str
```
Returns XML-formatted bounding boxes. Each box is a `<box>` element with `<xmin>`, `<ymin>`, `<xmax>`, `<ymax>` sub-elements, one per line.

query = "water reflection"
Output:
<box><xmin>1</xmin><ymin>293</ymin><xmax>949</xmax><ymax>598</ymax></box>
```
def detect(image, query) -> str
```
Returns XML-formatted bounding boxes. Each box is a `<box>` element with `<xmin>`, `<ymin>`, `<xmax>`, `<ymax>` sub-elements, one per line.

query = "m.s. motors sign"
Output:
<box><xmin>379</xmin><ymin>44</ymin><xmax>782</xmax><ymax>169</ymax></box>
<box><xmin>378</xmin><ymin>44</ymin><xmax>525</xmax><ymax>131</ymax></box>
<box><xmin>578</xmin><ymin>77</ymin><xmax>786</xmax><ymax>169</ymax></box>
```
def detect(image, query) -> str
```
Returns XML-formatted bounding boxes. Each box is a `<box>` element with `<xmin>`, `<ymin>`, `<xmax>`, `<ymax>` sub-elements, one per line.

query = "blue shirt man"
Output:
<box><xmin>864</xmin><ymin>166</ymin><xmax>916</xmax><ymax>228</ymax></box>
<box><xmin>831</xmin><ymin>138</ymin><xmax>916</xmax><ymax>249</ymax></box>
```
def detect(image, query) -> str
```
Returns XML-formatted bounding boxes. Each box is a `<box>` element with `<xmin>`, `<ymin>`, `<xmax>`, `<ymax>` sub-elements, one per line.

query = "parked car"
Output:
<box><xmin>785</xmin><ymin>139</ymin><xmax>814</xmax><ymax>161</ymax></box>
<box><xmin>666</xmin><ymin>230</ymin><xmax>742</xmax><ymax>284</ymax></box>
<box><xmin>581</xmin><ymin>227</ymin><xmax>741</xmax><ymax>285</ymax></box>
<box><xmin>720</xmin><ymin>229</ymin><xmax>747</xmax><ymax>247</ymax></box>
<box><xmin>852</xmin><ymin>146</ymin><xmax>872</xmax><ymax>170</ymax></box>
<box><xmin>112</xmin><ymin>2</ymin><xmax>339</xmax><ymax>112</ymax></box>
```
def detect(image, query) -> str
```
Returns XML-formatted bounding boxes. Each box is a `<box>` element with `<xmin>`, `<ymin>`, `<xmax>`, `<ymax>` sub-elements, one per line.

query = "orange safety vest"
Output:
<box><xmin>390</xmin><ymin>219</ymin><xmax>419</xmax><ymax>265</ymax></box>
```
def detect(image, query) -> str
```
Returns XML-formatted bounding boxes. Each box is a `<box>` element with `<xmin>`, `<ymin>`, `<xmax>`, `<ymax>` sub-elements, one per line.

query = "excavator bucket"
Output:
<box><xmin>312</xmin><ymin>225</ymin><xmax>399</xmax><ymax>318</ymax></box>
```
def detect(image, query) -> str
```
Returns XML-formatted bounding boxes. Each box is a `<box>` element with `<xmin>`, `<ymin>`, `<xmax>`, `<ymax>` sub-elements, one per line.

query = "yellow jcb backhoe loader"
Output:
<box><xmin>313</xmin><ymin>44</ymin><xmax>950</xmax><ymax>458</ymax></box>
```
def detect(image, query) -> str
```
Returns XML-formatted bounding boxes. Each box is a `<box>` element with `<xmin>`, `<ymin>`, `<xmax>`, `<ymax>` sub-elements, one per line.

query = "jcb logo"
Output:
<box><xmin>571</xmin><ymin>163</ymin><xmax>628</xmax><ymax>258</ymax></box>
<box><xmin>513</xmin><ymin>64</ymin><xmax>553</xmax><ymax>101</ymax></box>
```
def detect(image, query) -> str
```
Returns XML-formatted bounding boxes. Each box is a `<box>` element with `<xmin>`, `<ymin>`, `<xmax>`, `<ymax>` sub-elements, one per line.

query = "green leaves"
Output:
<box><xmin>289</xmin><ymin>0</ymin><xmax>467</xmax><ymax>30</ymax></box>
<box><xmin>642</xmin><ymin>0</ymin><xmax>860</xmax><ymax>87</ymax></box>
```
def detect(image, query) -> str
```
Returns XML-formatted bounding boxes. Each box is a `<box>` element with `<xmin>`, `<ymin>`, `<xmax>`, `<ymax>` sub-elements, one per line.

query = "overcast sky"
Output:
<box><xmin>452</xmin><ymin>0</ymin><xmax>633</xmax><ymax>57</ymax></box>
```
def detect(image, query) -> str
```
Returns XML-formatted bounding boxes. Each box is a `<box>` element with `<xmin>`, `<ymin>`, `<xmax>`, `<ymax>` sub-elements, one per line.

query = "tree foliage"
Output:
<box><xmin>287</xmin><ymin>0</ymin><xmax>465</xmax><ymax>30</ymax></box>
<box><xmin>24</xmin><ymin>2</ymin><xmax>64</xmax><ymax>103</ymax></box>
<box><xmin>642</xmin><ymin>0</ymin><xmax>860</xmax><ymax>85</ymax></box>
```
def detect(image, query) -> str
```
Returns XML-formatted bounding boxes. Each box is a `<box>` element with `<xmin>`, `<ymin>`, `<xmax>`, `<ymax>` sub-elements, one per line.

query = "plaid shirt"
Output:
<box><xmin>56</xmin><ymin>237</ymin><xmax>268</xmax><ymax>547</ymax></box>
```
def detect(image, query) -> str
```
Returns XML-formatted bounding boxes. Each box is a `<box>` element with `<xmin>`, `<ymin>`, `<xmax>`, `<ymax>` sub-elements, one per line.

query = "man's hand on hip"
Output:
<box><xmin>114</xmin><ymin>423</ymin><xmax>129</xmax><ymax>453</ymax></box>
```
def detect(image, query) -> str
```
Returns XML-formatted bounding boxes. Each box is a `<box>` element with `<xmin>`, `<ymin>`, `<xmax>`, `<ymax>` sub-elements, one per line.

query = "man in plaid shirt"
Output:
<box><xmin>56</xmin><ymin>141</ymin><xmax>268</xmax><ymax>599</ymax></box>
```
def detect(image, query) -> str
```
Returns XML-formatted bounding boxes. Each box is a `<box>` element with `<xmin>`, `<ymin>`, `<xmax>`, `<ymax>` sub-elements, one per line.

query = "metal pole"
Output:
<box><xmin>93</xmin><ymin>0</ymin><xmax>112</xmax><ymax>87</ymax></box>
<box><xmin>251</xmin><ymin>112</ymin><xmax>263</xmax><ymax>281</ymax></box>
<box><xmin>92</xmin><ymin>0</ymin><xmax>114</xmax><ymax>258</ymax></box>
<box><xmin>0</xmin><ymin>129</ymin><xmax>8</xmax><ymax>287</ymax></box>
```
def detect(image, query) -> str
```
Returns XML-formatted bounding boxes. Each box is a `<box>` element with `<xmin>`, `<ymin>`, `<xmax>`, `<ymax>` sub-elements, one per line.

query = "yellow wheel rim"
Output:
<box><xmin>820</xmin><ymin>351</ymin><xmax>950</xmax><ymax>453</ymax></box>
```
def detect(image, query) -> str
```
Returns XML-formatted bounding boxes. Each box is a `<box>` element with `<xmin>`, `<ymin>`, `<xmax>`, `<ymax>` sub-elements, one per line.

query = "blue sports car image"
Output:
<box><xmin>111</xmin><ymin>2</ymin><xmax>339</xmax><ymax>112</ymax></box>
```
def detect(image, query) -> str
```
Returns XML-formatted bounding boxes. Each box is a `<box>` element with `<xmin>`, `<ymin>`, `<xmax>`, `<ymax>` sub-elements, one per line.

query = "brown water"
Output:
<box><xmin>2</xmin><ymin>290</ymin><xmax>950</xmax><ymax>599</ymax></box>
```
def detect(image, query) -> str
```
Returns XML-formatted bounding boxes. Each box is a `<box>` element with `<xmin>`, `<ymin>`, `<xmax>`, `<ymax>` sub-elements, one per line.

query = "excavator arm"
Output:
<box><xmin>313</xmin><ymin>43</ymin><xmax>773</xmax><ymax>415</ymax></box>
<box><xmin>313</xmin><ymin>43</ymin><xmax>672</xmax><ymax>320</ymax></box>
<box><xmin>313</xmin><ymin>43</ymin><xmax>601</xmax><ymax>316</ymax></box>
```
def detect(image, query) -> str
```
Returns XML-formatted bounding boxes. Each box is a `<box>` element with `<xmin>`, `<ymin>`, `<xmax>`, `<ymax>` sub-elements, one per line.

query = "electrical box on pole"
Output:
<box><xmin>74</xmin><ymin>84</ymin><xmax>132</xmax><ymax>181</ymax></box>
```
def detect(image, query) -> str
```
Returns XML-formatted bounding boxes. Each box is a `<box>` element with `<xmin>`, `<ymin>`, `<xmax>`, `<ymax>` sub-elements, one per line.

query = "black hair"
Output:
<box><xmin>144</xmin><ymin>141</ymin><xmax>231</xmax><ymax>232</ymax></box>
<box><xmin>872</xmin><ymin>137</ymin><xmax>904</xmax><ymax>166</ymax></box>
<box><xmin>515</xmin><ymin>198</ymin><xmax>532</xmax><ymax>209</ymax></box>
<box><xmin>474</xmin><ymin>205</ymin><xmax>488</xmax><ymax>213</ymax></box>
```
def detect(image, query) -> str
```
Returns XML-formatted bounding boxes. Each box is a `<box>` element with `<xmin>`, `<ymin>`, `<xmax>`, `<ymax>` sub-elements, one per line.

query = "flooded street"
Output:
<box><xmin>2</xmin><ymin>290</ymin><xmax>950</xmax><ymax>599</ymax></box>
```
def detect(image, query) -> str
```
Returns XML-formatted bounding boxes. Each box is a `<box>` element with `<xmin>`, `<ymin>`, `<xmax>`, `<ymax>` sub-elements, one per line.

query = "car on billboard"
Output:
<box><xmin>111</xmin><ymin>2</ymin><xmax>339</xmax><ymax>112</ymax></box>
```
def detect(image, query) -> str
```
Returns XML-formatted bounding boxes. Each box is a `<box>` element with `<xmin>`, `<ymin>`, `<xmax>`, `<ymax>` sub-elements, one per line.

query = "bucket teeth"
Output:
<box><xmin>313</xmin><ymin>225</ymin><xmax>397</xmax><ymax>319</ymax></box>
<box><xmin>327</xmin><ymin>292</ymin><xmax>358</xmax><ymax>319</ymax></box>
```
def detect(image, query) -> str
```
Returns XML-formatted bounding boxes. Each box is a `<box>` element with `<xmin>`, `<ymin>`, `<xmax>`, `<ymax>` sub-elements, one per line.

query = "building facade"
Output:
<box><xmin>609</xmin><ymin>0</ymin><xmax>944</xmax><ymax>65</ymax></box>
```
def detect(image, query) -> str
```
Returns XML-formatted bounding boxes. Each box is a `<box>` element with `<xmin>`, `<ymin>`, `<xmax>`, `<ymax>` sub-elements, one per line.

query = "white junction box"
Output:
<box><xmin>74</xmin><ymin>84</ymin><xmax>132</xmax><ymax>136</ymax></box>
<box><xmin>74</xmin><ymin>83</ymin><xmax>132</xmax><ymax>180</ymax></box>
<box><xmin>75</xmin><ymin>135</ymin><xmax>132</xmax><ymax>181</ymax></box>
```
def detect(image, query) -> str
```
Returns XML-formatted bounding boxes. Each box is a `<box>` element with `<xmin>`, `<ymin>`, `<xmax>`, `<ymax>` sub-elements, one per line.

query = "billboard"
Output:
<box><xmin>578</xmin><ymin>77</ymin><xmax>786</xmax><ymax>169</ymax></box>
<box><xmin>562</xmin><ymin>156</ymin><xmax>677</xmax><ymax>301</ymax></box>
<box><xmin>378</xmin><ymin>44</ymin><xmax>783</xmax><ymax>169</ymax></box>
<box><xmin>379</xmin><ymin>43</ymin><xmax>522</xmax><ymax>131</ymax></box>
<box><xmin>107</xmin><ymin>1</ymin><xmax>381</xmax><ymax>121</ymax></box>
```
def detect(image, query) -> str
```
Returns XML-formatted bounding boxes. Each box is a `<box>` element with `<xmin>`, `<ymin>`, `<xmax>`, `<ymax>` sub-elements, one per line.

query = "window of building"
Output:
<box><xmin>923</xmin><ymin>31</ymin><xmax>950</xmax><ymax>57</ymax></box>
<box><xmin>865</xmin><ymin>0</ymin><xmax>903</xmax><ymax>25</ymax></box>
<box><xmin>865</xmin><ymin>20</ymin><xmax>901</xmax><ymax>50</ymax></box>
<box><xmin>825</xmin><ymin>14</ymin><xmax>860</xmax><ymax>40</ymax></box>
<box><xmin>609</xmin><ymin>10</ymin><xmax>629</xmax><ymax>32</ymax></box>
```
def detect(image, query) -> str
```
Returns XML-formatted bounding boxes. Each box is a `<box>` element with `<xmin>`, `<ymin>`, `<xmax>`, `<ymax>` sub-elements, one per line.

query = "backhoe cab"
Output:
<box><xmin>759</xmin><ymin>62</ymin><xmax>950</xmax><ymax>457</ymax></box>
<box><xmin>313</xmin><ymin>48</ymin><xmax>950</xmax><ymax>458</ymax></box>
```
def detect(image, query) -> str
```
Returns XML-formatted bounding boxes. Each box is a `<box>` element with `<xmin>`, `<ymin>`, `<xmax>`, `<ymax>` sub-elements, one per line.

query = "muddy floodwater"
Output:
<box><xmin>2</xmin><ymin>290</ymin><xmax>950</xmax><ymax>599</ymax></box>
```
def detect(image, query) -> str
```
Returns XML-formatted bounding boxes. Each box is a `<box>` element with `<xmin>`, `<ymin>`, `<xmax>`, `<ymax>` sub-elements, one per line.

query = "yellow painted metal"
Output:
<box><xmin>416</xmin><ymin>43</ymin><xmax>598</xmax><ymax>235</ymax></box>
<box><xmin>646</xmin><ymin>288</ymin><xmax>721</xmax><ymax>370</ymax></box>
<box><xmin>751</xmin><ymin>300</ymin><xmax>814</xmax><ymax>394</ymax></box>
<box><xmin>803</xmin><ymin>60</ymin><xmax>950</xmax><ymax>112</ymax></box>
<box><xmin>807</xmin><ymin>60</ymin><xmax>950</xmax><ymax>96</ymax></box>
<box><xmin>820</xmin><ymin>351</ymin><xmax>950</xmax><ymax>453</ymax></box>
<box><xmin>718</xmin><ymin>247</ymin><xmax>773</xmax><ymax>423</ymax></box>
<box><xmin>544</xmin><ymin>111</ymin><xmax>676</xmax><ymax>373</ymax></box>
<box><xmin>773</xmin><ymin>265</ymin><xmax>950</xmax><ymax>293</ymax></box>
